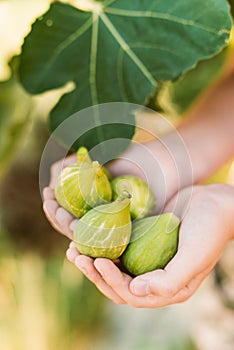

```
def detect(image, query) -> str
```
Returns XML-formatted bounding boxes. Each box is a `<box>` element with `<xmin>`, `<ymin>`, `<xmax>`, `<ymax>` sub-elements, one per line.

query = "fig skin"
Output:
<box><xmin>74</xmin><ymin>196</ymin><xmax>132</xmax><ymax>260</ymax></box>
<box><xmin>55</xmin><ymin>148</ymin><xmax>112</xmax><ymax>218</ymax></box>
<box><xmin>111</xmin><ymin>175</ymin><xmax>156</xmax><ymax>219</ymax></box>
<box><xmin>122</xmin><ymin>213</ymin><xmax>180</xmax><ymax>276</ymax></box>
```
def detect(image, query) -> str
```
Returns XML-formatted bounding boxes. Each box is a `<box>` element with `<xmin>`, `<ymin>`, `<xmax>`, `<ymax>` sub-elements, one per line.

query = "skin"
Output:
<box><xmin>43</xmin><ymin>56</ymin><xmax>234</xmax><ymax>308</ymax></box>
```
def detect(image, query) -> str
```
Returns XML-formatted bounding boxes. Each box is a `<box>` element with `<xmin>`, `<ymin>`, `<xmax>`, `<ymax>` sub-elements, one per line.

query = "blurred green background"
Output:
<box><xmin>0</xmin><ymin>1</ymin><xmax>233</xmax><ymax>350</ymax></box>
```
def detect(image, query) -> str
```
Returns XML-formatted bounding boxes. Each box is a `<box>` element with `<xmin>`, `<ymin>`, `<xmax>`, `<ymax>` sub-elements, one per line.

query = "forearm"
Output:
<box><xmin>144</xmin><ymin>72</ymin><xmax>234</xmax><ymax>211</ymax></box>
<box><xmin>177</xmin><ymin>73</ymin><xmax>234</xmax><ymax>183</ymax></box>
<box><xmin>109</xmin><ymin>65</ymin><xmax>234</xmax><ymax>212</ymax></box>
<box><xmin>217</xmin><ymin>184</ymin><xmax>234</xmax><ymax>240</ymax></box>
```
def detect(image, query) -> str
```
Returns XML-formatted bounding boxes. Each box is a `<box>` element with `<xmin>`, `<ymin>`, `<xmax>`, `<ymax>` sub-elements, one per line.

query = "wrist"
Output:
<box><xmin>176</xmin><ymin>75</ymin><xmax>234</xmax><ymax>183</ymax></box>
<box><xmin>146</xmin><ymin>135</ymin><xmax>193</xmax><ymax>211</ymax></box>
<box><xmin>207</xmin><ymin>184</ymin><xmax>234</xmax><ymax>241</ymax></box>
<box><xmin>220</xmin><ymin>184</ymin><xmax>234</xmax><ymax>241</ymax></box>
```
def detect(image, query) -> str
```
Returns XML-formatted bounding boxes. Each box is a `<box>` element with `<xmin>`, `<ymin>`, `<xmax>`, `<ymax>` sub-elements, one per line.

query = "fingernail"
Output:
<box><xmin>75</xmin><ymin>260</ymin><xmax>87</xmax><ymax>274</ymax></box>
<box><xmin>69</xmin><ymin>220</ymin><xmax>78</xmax><ymax>232</ymax></box>
<box><xmin>67</xmin><ymin>249</ymin><xmax>77</xmax><ymax>261</ymax></box>
<box><xmin>131</xmin><ymin>280</ymin><xmax>150</xmax><ymax>296</ymax></box>
<box><xmin>69</xmin><ymin>241</ymin><xmax>76</xmax><ymax>249</ymax></box>
<box><xmin>95</xmin><ymin>264</ymin><xmax>104</xmax><ymax>277</ymax></box>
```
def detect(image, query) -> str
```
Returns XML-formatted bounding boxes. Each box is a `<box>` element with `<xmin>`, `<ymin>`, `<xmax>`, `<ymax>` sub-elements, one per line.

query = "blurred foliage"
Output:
<box><xmin>0</xmin><ymin>2</ymin><xmax>233</xmax><ymax>350</ymax></box>
<box><xmin>0</xmin><ymin>99</ymin><xmax>68</xmax><ymax>255</ymax></box>
<box><xmin>157</xmin><ymin>44</ymin><xmax>232</xmax><ymax>117</ymax></box>
<box><xmin>0</xmin><ymin>228</ymin><xmax>107</xmax><ymax>350</ymax></box>
<box><xmin>229</xmin><ymin>0</ymin><xmax>234</xmax><ymax>17</ymax></box>
<box><xmin>0</xmin><ymin>69</ymin><xmax>32</xmax><ymax>178</ymax></box>
<box><xmin>214</xmin><ymin>262</ymin><xmax>234</xmax><ymax>311</ymax></box>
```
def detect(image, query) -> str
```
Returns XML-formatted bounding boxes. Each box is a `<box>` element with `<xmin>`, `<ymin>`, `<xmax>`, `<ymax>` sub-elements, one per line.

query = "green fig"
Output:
<box><xmin>122</xmin><ymin>213</ymin><xmax>180</xmax><ymax>275</ymax></box>
<box><xmin>74</xmin><ymin>194</ymin><xmax>132</xmax><ymax>259</ymax></box>
<box><xmin>55</xmin><ymin>147</ymin><xmax>112</xmax><ymax>218</ymax></box>
<box><xmin>78</xmin><ymin>147</ymin><xmax>112</xmax><ymax>180</ymax></box>
<box><xmin>111</xmin><ymin>175</ymin><xmax>156</xmax><ymax>219</ymax></box>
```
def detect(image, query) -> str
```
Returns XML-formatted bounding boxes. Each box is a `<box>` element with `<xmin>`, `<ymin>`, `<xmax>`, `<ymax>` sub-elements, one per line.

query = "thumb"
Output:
<box><xmin>129</xmin><ymin>248</ymin><xmax>208</xmax><ymax>297</ymax></box>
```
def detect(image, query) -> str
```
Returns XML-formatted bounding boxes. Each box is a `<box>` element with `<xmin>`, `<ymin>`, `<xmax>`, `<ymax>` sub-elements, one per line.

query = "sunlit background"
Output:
<box><xmin>0</xmin><ymin>1</ymin><xmax>234</xmax><ymax>349</ymax></box>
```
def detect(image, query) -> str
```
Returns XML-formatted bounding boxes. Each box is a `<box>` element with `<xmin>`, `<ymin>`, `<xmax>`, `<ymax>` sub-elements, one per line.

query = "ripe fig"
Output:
<box><xmin>55</xmin><ymin>147</ymin><xmax>112</xmax><ymax>218</ymax></box>
<box><xmin>111</xmin><ymin>175</ymin><xmax>155</xmax><ymax>219</ymax></box>
<box><xmin>78</xmin><ymin>147</ymin><xmax>112</xmax><ymax>180</ymax></box>
<box><xmin>74</xmin><ymin>194</ymin><xmax>132</xmax><ymax>259</ymax></box>
<box><xmin>122</xmin><ymin>213</ymin><xmax>180</xmax><ymax>275</ymax></box>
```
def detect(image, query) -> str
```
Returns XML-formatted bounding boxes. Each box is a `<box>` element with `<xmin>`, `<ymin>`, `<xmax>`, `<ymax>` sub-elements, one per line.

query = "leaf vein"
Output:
<box><xmin>89</xmin><ymin>13</ymin><xmax>105</xmax><ymax>145</ymax></box>
<box><xmin>130</xmin><ymin>43</ymin><xmax>182</xmax><ymax>57</ymax></box>
<box><xmin>34</xmin><ymin>16</ymin><xmax>93</xmax><ymax>89</ymax></box>
<box><xmin>104</xmin><ymin>8</ymin><xmax>223</xmax><ymax>35</ymax></box>
<box><xmin>100</xmin><ymin>12</ymin><xmax>157</xmax><ymax>89</ymax></box>
<box><xmin>90</xmin><ymin>13</ymin><xmax>99</xmax><ymax>105</ymax></box>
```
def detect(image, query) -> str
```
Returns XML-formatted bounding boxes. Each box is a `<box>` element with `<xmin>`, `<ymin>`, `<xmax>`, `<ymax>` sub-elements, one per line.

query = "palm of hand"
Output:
<box><xmin>66</xmin><ymin>185</ymin><xmax>230</xmax><ymax>307</ymax></box>
<box><xmin>43</xmin><ymin>152</ymin><xmax>232</xmax><ymax>308</ymax></box>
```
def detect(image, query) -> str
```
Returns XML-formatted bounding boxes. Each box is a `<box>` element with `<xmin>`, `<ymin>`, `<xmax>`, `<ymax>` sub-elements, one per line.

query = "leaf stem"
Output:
<box><xmin>90</xmin><ymin>13</ymin><xmax>105</xmax><ymax>149</ymax></box>
<box><xmin>90</xmin><ymin>12</ymin><xmax>99</xmax><ymax>105</ymax></box>
<box><xmin>71</xmin><ymin>0</ymin><xmax>103</xmax><ymax>13</ymax></box>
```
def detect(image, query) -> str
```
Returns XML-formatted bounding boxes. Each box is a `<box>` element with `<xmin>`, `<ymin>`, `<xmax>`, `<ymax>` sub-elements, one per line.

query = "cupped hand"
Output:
<box><xmin>42</xmin><ymin>143</ymin><xmax>150</xmax><ymax>239</ymax></box>
<box><xmin>42</xmin><ymin>154</ymin><xmax>77</xmax><ymax>239</ymax></box>
<box><xmin>42</xmin><ymin>138</ymin><xmax>188</xmax><ymax>241</ymax></box>
<box><xmin>42</xmin><ymin>143</ymin><xmax>156</xmax><ymax>240</ymax></box>
<box><xmin>42</xmin><ymin>143</ymin><xmax>157</xmax><ymax>240</ymax></box>
<box><xmin>67</xmin><ymin>184</ymin><xmax>234</xmax><ymax>308</ymax></box>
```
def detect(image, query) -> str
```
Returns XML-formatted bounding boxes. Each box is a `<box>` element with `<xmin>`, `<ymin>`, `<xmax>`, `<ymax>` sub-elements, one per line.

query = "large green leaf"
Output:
<box><xmin>19</xmin><ymin>0</ymin><xmax>232</xmax><ymax>153</ymax></box>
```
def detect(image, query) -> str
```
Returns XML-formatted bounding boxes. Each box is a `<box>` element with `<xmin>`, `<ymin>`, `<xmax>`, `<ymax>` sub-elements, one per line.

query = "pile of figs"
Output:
<box><xmin>55</xmin><ymin>148</ymin><xmax>180</xmax><ymax>276</ymax></box>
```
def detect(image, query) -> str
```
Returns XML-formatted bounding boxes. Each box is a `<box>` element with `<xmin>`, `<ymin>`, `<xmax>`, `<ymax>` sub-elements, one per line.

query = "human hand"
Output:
<box><xmin>42</xmin><ymin>138</ymin><xmax>190</xmax><ymax>239</ymax></box>
<box><xmin>42</xmin><ymin>153</ymin><xmax>78</xmax><ymax>239</ymax></box>
<box><xmin>66</xmin><ymin>184</ymin><xmax>234</xmax><ymax>308</ymax></box>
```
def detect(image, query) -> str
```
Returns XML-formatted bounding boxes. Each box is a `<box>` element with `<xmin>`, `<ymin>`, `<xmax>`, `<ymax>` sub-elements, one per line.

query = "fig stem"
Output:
<box><xmin>93</xmin><ymin>161</ymin><xmax>104</xmax><ymax>177</ymax></box>
<box><xmin>77</xmin><ymin>147</ymin><xmax>92</xmax><ymax>163</ymax></box>
<box><xmin>119</xmin><ymin>190</ymin><xmax>132</xmax><ymax>200</ymax></box>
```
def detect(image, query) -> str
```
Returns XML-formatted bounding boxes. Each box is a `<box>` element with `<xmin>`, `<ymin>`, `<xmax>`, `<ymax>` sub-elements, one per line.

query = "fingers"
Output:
<box><xmin>55</xmin><ymin>208</ymin><xmax>76</xmax><ymax>239</ymax></box>
<box><xmin>94</xmin><ymin>259</ymin><xmax>149</xmax><ymax>307</ymax></box>
<box><xmin>43</xmin><ymin>198</ymin><xmax>75</xmax><ymax>239</ymax></box>
<box><xmin>142</xmin><ymin>266</ymin><xmax>211</xmax><ymax>308</ymax></box>
<box><xmin>43</xmin><ymin>199</ymin><xmax>64</xmax><ymax>234</ymax></box>
<box><xmin>169</xmin><ymin>264</ymin><xmax>214</xmax><ymax>304</ymax></box>
<box><xmin>130</xmin><ymin>217</ymin><xmax>222</xmax><ymax>298</ymax></box>
<box><xmin>66</xmin><ymin>246</ymin><xmax>126</xmax><ymax>304</ymax></box>
<box><xmin>43</xmin><ymin>187</ymin><xmax>55</xmax><ymax>200</ymax></box>
<box><xmin>66</xmin><ymin>241</ymin><xmax>81</xmax><ymax>262</ymax></box>
<box><xmin>43</xmin><ymin>185</ymin><xmax>75</xmax><ymax>239</ymax></box>
<box><xmin>95</xmin><ymin>258</ymin><xmax>213</xmax><ymax>308</ymax></box>
<box><xmin>129</xmin><ymin>189</ymin><xmax>222</xmax><ymax>299</ymax></box>
<box><xmin>49</xmin><ymin>154</ymin><xmax>77</xmax><ymax>189</ymax></box>
<box><xmin>129</xmin><ymin>252</ymin><xmax>201</xmax><ymax>298</ymax></box>
<box><xmin>69</xmin><ymin>220</ymin><xmax>77</xmax><ymax>232</ymax></box>
<box><xmin>66</xmin><ymin>249</ymin><xmax>213</xmax><ymax>308</ymax></box>
<box><xmin>77</xmin><ymin>256</ymin><xmax>126</xmax><ymax>304</ymax></box>
<box><xmin>42</xmin><ymin>154</ymin><xmax>77</xmax><ymax>238</ymax></box>
<box><xmin>93</xmin><ymin>259</ymin><xmax>177</xmax><ymax>308</ymax></box>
